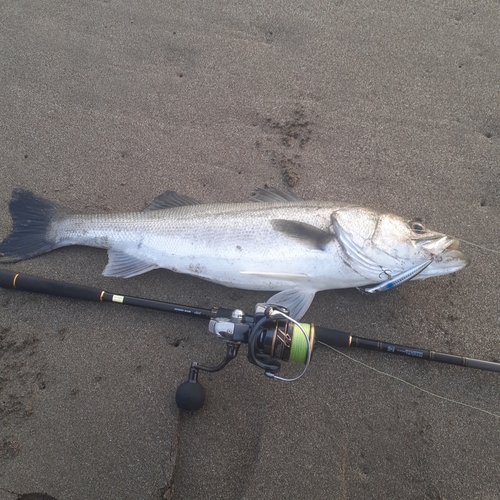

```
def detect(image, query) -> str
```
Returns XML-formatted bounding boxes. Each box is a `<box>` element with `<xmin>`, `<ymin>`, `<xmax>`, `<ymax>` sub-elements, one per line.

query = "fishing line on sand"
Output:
<box><xmin>456</xmin><ymin>238</ymin><xmax>500</xmax><ymax>255</ymax></box>
<box><xmin>318</xmin><ymin>341</ymin><xmax>500</xmax><ymax>419</ymax></box>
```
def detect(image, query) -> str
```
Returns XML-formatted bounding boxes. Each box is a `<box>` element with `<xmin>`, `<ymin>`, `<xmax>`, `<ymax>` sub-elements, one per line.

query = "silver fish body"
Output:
<box><xmin>0</xmin><ymin>188</ymin><xmax>470</xmax><ymax>319</ymax></box>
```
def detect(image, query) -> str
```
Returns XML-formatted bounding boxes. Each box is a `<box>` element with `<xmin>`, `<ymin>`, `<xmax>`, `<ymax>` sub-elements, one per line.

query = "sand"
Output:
<box><xmin>1</xmin><ymin>1</ymin><xmax>499</xmax><ymax>499</ymax></box>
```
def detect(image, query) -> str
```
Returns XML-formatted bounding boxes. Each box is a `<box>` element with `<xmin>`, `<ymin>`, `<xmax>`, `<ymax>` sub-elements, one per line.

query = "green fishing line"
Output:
<box><xmin>289</xmin><ymin>323</ymin><xmax>311</xmax><ymax>363</ymax></box>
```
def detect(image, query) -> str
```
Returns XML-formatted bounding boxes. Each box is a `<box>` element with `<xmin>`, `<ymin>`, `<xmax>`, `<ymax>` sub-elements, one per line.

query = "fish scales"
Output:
<box><xmin>55</xmin><ymin>202</ymin><xmax>346</xmax><ymax>289</ymax></box>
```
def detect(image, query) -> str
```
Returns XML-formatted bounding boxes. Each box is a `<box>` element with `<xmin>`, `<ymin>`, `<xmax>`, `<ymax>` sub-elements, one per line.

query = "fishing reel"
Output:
<box><xmin>175</xmin><ymin>304</ymin><xmax>315</xmax><ymax>412</ymax></box>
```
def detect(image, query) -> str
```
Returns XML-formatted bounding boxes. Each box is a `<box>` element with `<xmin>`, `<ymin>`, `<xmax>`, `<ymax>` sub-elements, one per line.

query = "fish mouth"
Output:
<box><xmin>436</xmin><ymin>248</ymin><xmax>470</xmax><ymax>267</ymax></box>
<box><xmin>445</xmin><ymin>238</ymin><xmax>460</xmax><ymax>251</ymax></box>
<box><xmin>420</xmin><ymin>236</ymin><xmax>460</xmax><ymax>255</ymax></box>
<box><xmin>415</xmin><ymin>244</ymin><xmax>470</xmax><ymax>279</ymax></box>
<box><xmin>411</xmin><ymin>236</ymin><xmax>469</xmax><ymax>279</ymax></box>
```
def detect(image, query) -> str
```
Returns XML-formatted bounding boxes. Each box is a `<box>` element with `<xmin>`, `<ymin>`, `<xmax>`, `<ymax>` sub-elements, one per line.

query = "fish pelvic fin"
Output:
<box><xmin>266</xmin><ymin>288</ymin><xmax>316</xmax><ymax>320</ymax></box>
<box><xmin>0</xmin><ymin>189</ymin><xmax>66</xmax><ymax>263</ymax></box>
<box><xmin>103</xmin><ymin>249</ymin><xmax>159</xmax><ymax>278</ymax></box>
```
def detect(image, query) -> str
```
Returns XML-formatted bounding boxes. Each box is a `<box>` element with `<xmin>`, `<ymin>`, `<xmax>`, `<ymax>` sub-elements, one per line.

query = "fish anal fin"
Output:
<box><xmin>144</xmin><ymin>191</ymin><xmax>200</xmax><ymax>211</ymax></box>
<box><xmin>266</xmin><ymin>288</ymin><xmax>316</xmax><ymax>320</ymax></box>
<box><xmin>250</xmin><ymin>187</ymin><xmax>303</xmax><ymax>203</ymax></box>
<box><xmin>271</xmin><ymin>219</ymin><xmax>334</xmax><ymax>250</ymax></box>
<box><xmin>103</xmin><ymin>249</ymin><xmax>158</xmax><ymax>278</ymax></box>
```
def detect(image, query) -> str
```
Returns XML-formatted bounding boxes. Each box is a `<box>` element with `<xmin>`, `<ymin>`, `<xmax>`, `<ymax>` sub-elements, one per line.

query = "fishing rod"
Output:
<box><xmin>0</xmin><ymin>269</ymin><xmax>498</xmax><ymax>412</ymax></box>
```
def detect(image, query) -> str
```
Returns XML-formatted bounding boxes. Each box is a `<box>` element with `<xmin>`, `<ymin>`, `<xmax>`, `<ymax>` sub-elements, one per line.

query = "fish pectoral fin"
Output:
<box><xmin>143</xmin><ymin>191</ymin><xmax>200</xmax><ymax>211</ymax></box>
<box><xmin>271</xmin><ymin>219</ymin><xmax>334</xmax><ymax>250</ymax></box>
<box><xmin>265</xmin><ymin>288</ymin><xmax>316</xmax><ymax>320</ymax></box>
<box><xmin>103</xmin><ymin>249</ymin><xmax>159</xmax><ymax>278</ymax></box>
<box><xmin>249</xmin><ymin>187</ymin><xmax>303</xmax><ymax>203</ymax></box>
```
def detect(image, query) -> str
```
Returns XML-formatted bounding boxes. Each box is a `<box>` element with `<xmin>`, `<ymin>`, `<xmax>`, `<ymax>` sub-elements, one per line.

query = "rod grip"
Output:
<box><xmin>0</xmin><ymin>269</ymin><xmax>104</xmax><ymax>302</ymax></box>
<box><xmin>314</xmin><ymin>326</ymin><xmax>353</xmax><ymax>348</ymax></box>
<box><xmin>0</xmin><ymin>269</ymin><xmax>17</xmax><ymax>288</ymax></box>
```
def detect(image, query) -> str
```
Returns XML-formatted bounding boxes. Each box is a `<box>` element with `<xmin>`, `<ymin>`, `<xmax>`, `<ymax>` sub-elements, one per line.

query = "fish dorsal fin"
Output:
<box><xmin>265</xmin><ymin>288</ymin><xmax>316</xmax><ymax>320</ymax></box>
<box><xmin>271</xmin><ymin>219</ymin><xmax>334</xmax><ymax>250</ymax></box>
<box><xmin>103</xmin><ymin>249</ymin><xmax>159</xmax><ymax>278</ymax></box>
<box><xmin>144</xmin><ymin>191</ymin><xmax>201</xmax><ymax>211</ymax></box>
<box><xmin>250</xmin><ymin>187</ymin><xmax>303</xmax><ymax>203</ymax></box>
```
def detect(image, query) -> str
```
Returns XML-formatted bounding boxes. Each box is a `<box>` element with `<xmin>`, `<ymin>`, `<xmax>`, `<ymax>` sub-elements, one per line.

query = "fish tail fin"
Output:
<box><xmin>0</xmin><ymin>189</ymin><xmax>66</xmax><ymax>262</ymax></box>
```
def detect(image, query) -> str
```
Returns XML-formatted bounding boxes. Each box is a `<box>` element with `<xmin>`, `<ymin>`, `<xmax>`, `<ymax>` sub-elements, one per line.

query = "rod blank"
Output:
<box><xmin>0</xmin><ymin>269</ymin><xmax>233</xmax><ymax>319</ymax></box>
<box><xmin>314</xmin><ymin>327</ymin><xmax>500</xmax><ymax>373</ymax></box>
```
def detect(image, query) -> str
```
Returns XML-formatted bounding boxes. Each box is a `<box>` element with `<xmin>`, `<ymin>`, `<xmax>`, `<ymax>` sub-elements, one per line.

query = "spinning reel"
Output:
<box><xmin>175</xmin><ymin>303</ymin><xmax>314</xmax><ymax>412</ymax></box>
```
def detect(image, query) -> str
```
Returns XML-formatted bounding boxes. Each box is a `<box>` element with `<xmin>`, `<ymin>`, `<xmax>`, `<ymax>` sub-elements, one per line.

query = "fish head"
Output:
<box><xmin>331</xmin><ymin>207</ymin><xmax>470</xmax><ymax>281</ymax></box>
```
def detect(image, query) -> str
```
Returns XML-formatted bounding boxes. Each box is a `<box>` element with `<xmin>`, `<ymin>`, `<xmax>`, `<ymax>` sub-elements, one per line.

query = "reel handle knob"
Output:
<box><xmin>175</xmin><ymin>364</ymin><xmax>205</xmax><ymax>413</ymax></box>
<box><xmin>175</xmin><ymin>380</ymin><xmax>205</xmax><ymax>413</ymax></box>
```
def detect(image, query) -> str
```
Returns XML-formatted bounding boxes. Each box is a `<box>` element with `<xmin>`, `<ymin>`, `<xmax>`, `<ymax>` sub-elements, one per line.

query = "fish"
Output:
<box><xmin>0</xmin><ymin>187</ymin><xmax>469</xmax><ymax>319</ymax></box>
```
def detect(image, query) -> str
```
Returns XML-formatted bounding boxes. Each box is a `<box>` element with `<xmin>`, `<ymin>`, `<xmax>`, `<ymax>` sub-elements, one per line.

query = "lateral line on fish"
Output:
<box><xmin>239</xmin><ymin>271</ymin><xmax>308</xmax><ymax>279</ymax></box>
<box><xmin>318</xmin><ymin>341</ymin><xmax>500</xmax><ymax>419</ymax></box>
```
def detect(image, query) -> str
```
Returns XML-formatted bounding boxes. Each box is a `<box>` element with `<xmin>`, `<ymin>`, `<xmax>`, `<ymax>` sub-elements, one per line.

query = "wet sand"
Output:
<box><xmin>1</xmin><ymin>2</ymin><xmax>499</xmax><ymax>499</ymax></box>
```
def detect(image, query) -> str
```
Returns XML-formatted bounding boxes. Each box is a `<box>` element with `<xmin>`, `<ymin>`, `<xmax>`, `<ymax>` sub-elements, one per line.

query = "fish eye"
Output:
<box><xmin>410</xmin><ymin>219</ymin><xmax>426</xmax><ymax>233</ymax></box>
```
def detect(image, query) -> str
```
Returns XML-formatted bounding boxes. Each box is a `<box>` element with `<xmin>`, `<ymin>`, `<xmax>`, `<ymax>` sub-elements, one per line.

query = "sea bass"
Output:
<box><xmin>0</xmin><ymin>188</ymin><xmax>469</xmax><ymax>319</ymax></box>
